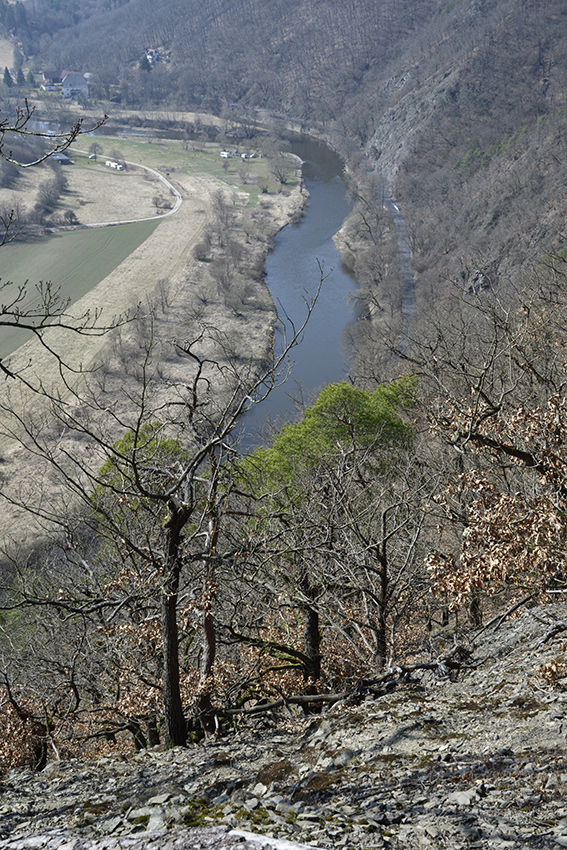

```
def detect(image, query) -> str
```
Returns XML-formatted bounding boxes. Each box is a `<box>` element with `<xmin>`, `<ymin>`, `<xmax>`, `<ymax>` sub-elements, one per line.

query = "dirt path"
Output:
<box><xmin>4</xmin><ymin>168</ymin><xmax>210</xmax><ymax>384</ymax></box>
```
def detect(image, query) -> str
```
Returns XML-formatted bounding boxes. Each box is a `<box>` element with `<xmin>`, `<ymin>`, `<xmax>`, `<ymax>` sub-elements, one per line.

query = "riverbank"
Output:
<box><xmin>0</xmin><ymin>130</ymin><xmax>306</xmax><ymax>551</ymax></box>
<box><xmin>241</xmin><ymin>148</ymin><xmax>357</xmax><ymax>440</ymax></box>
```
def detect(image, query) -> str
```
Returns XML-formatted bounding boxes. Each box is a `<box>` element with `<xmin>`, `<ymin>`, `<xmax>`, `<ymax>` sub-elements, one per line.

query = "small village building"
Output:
<box><xmin>50</xmin><ymin>152</ymin><xmax>73</xmax><ymax>165</ymax></box>
<box><xmin>41</xmin><ymin>70</ymin><xmax>60</xmax><ymax>90</ymax></box>
<box><xmin>61</xmin><ymin>72</ymin><xmax>88</xmax><ymax>99</ymax></box>
<box><xmin>40</xmin><ymin>69</ymin><xmax>89</xmax><ymax>98</ymax></box>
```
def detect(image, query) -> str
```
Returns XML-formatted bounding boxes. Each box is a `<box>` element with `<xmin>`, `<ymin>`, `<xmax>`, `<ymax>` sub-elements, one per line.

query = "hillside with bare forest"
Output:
<box><xmin>11</xmin><ymin>0</ymin><xmax>567</xmax><ymax>306</ymax></box>
<box><xmin>3</xmin><ymin>3</ymin><xmax>567</xmax><ymax>848</ymax></box>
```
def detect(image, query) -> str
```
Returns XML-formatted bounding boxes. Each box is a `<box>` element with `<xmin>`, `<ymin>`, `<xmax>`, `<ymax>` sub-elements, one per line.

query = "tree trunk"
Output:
<box><xmin>469</xmin><ymin>589</ymin><xmax>483</xmax><ymax>627</ymax></box>
<box><xmin>161</xmin><ymin>568</ymin><xmax>187</xmax><ymax>746</ymax></box>
<box><xmin>441</xmin><ymin>592</ymin><xmax>450</xmax><ymax>627</ymax></box>
<box><xmin>375</xmin><ymin>609</ymin><xmax>388</xmax><ymax>669</ymax></box>
<box><xmin>196</xmin><ymin>600</ymin><xmax>216</xmax><ymax>733</ymax></box>
<box><xmin>303</xmin><ymin>604</ymin><xmax>321</xmax><ymax>681</ymax></box>
<box><xmin>196</xmin><ymin>449</ymin><xmax>221</xmax><ymax>734</ymax></box>
<box><xmin>300</xmin><ymin>569</ymin><xmax>321</xmax><ymax>684</ymax></box>
<box><xmin>373</xmin><ymin>541</ymin><xmax>389</xmax><ymax>668</ymax></box>
<box><xmin>146</xmin><ymin>716</ymin><xmax>160</xmax><ymax>746</ymax></box>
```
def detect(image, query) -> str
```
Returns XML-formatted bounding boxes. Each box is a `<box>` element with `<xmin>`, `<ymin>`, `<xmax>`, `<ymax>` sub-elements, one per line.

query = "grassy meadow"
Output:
<box><xmin>0</xmin><ymin>220</ymin><xmax>160</xmax><ymax>358</ymax></box>
<box><xmin>0</xmin><ymin>130</ymin><xmax>300</xmax><ymax>361</ymax></box>
<box><xmin>72</xmin><ymin>134</ymin><xmax>298</xmax><ymax>204</ymax></box>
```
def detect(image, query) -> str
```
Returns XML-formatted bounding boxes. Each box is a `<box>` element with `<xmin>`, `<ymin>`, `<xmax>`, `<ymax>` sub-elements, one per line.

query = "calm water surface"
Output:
<box><xmin>241</xmin><ymin>139</ymin><xmax>356</xmax><ymax>447</ymax></box>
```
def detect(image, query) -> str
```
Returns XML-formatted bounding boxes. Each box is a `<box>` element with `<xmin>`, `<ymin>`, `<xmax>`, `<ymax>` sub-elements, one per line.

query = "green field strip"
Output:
<box><xmin>0</xmin><ymin>219</ymin><xmax>160</xmax><ymax>359</ymax></box>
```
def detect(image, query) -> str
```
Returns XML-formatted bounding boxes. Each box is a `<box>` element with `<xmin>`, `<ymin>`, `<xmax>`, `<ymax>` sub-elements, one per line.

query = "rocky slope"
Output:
<box><xmin>2</xmin><ymin>603</ymin><xmax>567</xmax><ymax>849</ymax></box>
<box><xmin>362</xmin><ymin>0</ymin><xmax>567</xmax><ymax>302</ymax></box>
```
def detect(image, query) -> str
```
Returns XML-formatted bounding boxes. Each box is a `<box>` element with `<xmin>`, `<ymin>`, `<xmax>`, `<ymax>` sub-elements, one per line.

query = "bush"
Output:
<box><xmin>193</xmin><ymin>237</ymin><xmax>211</xmax><ymax>262</ymax></box>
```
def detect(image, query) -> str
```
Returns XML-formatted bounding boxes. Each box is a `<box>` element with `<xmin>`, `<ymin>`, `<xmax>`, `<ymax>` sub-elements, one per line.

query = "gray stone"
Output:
<box><xmin>331</xmin><ymin>749</ymin><xmax>355</xmax><ymax>767</ymax></box>
<box><xmin>146</xmin><ymin>814</ymin><xmax>167</xmax><ymax>833</ymax></box>
<box><xmin>101</xmin><ymin>817</ymin><xmax>123</xmax><ymax>834</ymax></box>
<box><xmin>253</xmin><ymin>783</ymin><xmax>268</xmax><ymax>797</ymax></box>
<box><xmin>146</xmin><ymin>794</ymin><xmax>171</xmax><ymax>806</ymax></box>
<box><xmin>275</xmin><ymin>803</ymin><xmax>297</xmax><ymax>815</ymax></box>
<box><xmin>446</xmin><ymin>789</ymin><xmax>477</xmax><ymax>806</ymax></box>
<box><xmin>127</xmin><ymin>808</ymin><xmax>152</xmax><ymax>821</ymax></box>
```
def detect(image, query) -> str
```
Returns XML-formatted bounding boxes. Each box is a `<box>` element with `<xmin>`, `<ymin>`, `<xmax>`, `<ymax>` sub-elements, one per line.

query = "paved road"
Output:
<box><xmin>359</xmin><ymin>149</ymin><xmax>416</xmax><ymax>332</ymax></box>
<box><xmin>67</xmin><ymin>148</ymin><xmax>183</xmax><ymax>227</ymax></box>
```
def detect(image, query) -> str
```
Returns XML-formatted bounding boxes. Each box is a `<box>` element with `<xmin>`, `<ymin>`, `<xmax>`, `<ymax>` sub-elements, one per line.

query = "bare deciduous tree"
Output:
<box><xmin>0</xmin><ymin>276</ymin><xmax>321</xmax><ymax>745</ymax></box>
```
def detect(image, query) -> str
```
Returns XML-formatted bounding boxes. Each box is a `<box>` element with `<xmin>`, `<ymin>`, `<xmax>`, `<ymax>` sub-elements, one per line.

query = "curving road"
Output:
<box><xmin>67</xmin><ymin>148</ymin><xmax>183</xmax><ymax>227</ymax></box>
<box><xmin>382</xmin><ymin>193</ymin><xmax>416</xmax><ymax>329</ymax></box>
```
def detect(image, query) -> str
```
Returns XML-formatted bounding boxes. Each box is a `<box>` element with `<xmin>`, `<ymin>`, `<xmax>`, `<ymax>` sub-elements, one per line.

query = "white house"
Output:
<box><xmin>61</xmin><ymin>72</ymin><xmax>88</xmax><ymax>99</ymax></box>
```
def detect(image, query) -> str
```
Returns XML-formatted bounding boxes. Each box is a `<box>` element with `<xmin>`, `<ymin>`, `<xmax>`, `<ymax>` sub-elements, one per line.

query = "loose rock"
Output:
<box><xmin>3</xmin><ymin>605</ymin><xmax>567</xmax><ymax>848</ymax></box>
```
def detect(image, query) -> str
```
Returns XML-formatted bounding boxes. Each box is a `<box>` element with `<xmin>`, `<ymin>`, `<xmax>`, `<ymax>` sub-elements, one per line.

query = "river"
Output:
<box><xmin>28</xmin><ymin>122</ymin><xmax>359</xmax><ymax>448</ymax></box>
<box><xmin>241</xmin><ymin>138</ymin><xmax>357</xmax><ymax>448</ymax></box>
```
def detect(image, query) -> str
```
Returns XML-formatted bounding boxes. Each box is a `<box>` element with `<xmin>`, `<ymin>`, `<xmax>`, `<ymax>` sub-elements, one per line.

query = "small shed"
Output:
<box><xmin>50</xmin><ymin>152</ymin><xmax>73</xmax><ymax>165</ymax></box>
<box><xmin>42</xmin><ymin>70</ymin><xmax>62</xmax><ymax>85</ymax></box>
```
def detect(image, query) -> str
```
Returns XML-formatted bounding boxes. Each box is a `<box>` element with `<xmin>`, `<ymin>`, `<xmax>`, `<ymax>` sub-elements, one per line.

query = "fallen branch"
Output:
<box><xmin>223</xmin><ymin>627</ymin><xmax>313</xmax><ymax>669</ymax></box>
<box><xmin>218</xmin><ymin>648</ymin><xmax>475</xmax><ymax>719</ymax></box>
<box><xmin>473</xmin><ymin>593</ymin><xmax>535</xmax><ymax>640</ymax></box>
<box><xmin>535</xmin><ymin>620</ymin><xmax>567</xmax><ymax>648</ymax></box>
<box><xmin>221</xmin><ymin>691</ymin><xmax>349</xmax><ymax>717</ymax></box>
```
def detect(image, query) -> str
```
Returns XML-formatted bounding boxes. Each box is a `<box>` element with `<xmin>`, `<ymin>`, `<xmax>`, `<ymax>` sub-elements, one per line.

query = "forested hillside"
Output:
<box><xmin>26</xmin><ymin>0</ymin><xmax>438</xmax><ymax>114</ymax></box>
<box><xmin>15</xmin><ymin>0</ymin><xmax>567</xmax><ymax>303</ymax></box>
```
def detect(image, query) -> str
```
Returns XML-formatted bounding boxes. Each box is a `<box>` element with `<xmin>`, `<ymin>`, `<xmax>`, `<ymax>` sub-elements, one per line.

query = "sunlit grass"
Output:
<box><xmin>0</xmin><ymin>220</ymin><xmax>159</xmax><ymax>358</ymax></box>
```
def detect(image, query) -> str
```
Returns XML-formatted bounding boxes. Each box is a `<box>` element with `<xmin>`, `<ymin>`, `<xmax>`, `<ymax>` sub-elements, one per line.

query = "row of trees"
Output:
<box><xmin>2</xmin><ymin>67</ymin><xmax>30</xmax><ymax>88</ymax></box>
<box><xmin>1</xmin><ymin>158</ymin><xmax>74</xmax><ymax>234</ymax></box>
